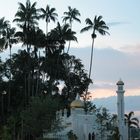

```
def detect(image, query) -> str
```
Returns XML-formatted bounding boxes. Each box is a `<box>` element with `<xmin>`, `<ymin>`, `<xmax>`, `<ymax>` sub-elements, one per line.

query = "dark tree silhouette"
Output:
<box><xmin>39</xmin><ymin>5</ymin><xmax>58</xmax><ymax>35</ymax></box>
<box><xmin>62</xmin><ymin>6</ymin><xmax>81</xmax><ymax>53</ymax></box>
<box><xmin>125</xmin><ymin>111</ymin><xmax>139</xmax><ymax>139</ymax></box>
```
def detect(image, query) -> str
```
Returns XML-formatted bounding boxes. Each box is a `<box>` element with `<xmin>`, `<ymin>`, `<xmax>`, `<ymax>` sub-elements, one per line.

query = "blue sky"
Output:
<box><xmin>0</xmin><ymin>0</ymin><xmax>140</xmax><ymax>99</ymax></box>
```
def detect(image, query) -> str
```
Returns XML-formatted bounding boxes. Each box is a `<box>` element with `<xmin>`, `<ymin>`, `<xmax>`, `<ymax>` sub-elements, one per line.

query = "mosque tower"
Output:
<box><xmin>116</xmin><ymin>79</ymin><xmax>126</xmax><ymax>140</ymax></box>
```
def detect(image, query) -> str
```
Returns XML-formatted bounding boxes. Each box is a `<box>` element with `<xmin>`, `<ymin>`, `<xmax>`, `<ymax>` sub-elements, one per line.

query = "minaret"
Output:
<box><xmin>116</xmin><ymin>79</ymin><xmax>125</xmax><ymax>140</ymax></box>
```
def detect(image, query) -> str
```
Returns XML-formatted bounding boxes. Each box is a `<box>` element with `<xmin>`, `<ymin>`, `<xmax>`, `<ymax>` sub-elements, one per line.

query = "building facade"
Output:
<box><xmin>44</xmin><ymin>80</ymin><xmax>128</xmax><ymax>140</ymax></box>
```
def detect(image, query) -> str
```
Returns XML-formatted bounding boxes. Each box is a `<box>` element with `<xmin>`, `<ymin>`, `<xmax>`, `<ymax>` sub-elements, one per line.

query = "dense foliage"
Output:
<box><xmin>0</xmin><ymin>0</ymin><xmax>91</xmax><ymax>139</ymax></box>
<box><xmin>0</xmin><ymin>0</ymin><xmax>114</xmax><ymax>139</ymax></box>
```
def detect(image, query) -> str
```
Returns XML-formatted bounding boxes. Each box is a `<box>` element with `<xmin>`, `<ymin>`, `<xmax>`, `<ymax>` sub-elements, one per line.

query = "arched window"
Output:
<box><xmin>118</xmin><ymin>85</ymin><xmax>123</xmax><ymax>90</ymax></box>
<box><xmin>88</xmin><ymin>133</ymin><xmax>91</xmax><ymax>140</ymax></box>
<box><xmin>92</xmin><ymin>132</ymin><xmax>95</xmax><ymax>140</ymax></box>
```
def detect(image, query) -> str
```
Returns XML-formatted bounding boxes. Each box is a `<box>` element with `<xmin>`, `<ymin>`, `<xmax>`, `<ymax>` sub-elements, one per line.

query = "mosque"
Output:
<box><xmin>44</xmin><ymin>80</ymin><xmax>128</xmax><ymax>140</ymax></box>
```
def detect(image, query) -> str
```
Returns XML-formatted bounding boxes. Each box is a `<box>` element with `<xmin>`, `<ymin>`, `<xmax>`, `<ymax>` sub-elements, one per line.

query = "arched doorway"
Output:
<box><xmin>92</xmin><ymin>132</ymin><xmax>95</xmax><ymax>140</ymax></box>
<box><xmin>88</xmin><ymin>133</ymin><xmax>91</xmax><ymax>140</ymax></box>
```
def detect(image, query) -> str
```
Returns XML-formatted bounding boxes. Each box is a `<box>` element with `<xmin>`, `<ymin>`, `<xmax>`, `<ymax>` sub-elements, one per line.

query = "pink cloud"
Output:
<box><xmin>120</xmin><ymin>44</ymin><xmax>140</xmax><ymax>54</ymax></box>
<box><xmin>89</xmin><ymin>88</ymin><xmax>140</xmax><ymax>99</ymax></box>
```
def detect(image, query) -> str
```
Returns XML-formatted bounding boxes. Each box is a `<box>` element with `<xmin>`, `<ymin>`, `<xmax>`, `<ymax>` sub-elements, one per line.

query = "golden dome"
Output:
<box><xmin>70</xmin><ymin>100</ymin><xmax>84</xmax><ymax>108</ymax></box>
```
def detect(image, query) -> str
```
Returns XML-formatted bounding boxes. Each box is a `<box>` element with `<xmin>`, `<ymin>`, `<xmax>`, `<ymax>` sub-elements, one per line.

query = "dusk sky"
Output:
<box><xmin>0</xmin><ymin>0</ymin><xmax>140</xmax><ymax>100</ymax></box>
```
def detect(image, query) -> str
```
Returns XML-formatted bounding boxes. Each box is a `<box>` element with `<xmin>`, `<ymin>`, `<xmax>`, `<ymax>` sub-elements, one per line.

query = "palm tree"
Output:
<box><xmin>48</xmin><ymin>22</ymin><xmax>77</xmax><ymax>53</ymax></box>
<box><xmin>39</xmin><ymin>5</ymin><xmax>58</xmax><ymax>35</ymax></box>
<box><xmin>80</xmin><ymin>15</ymin><xmax>109</xmax><ymax>103</ymax></box>
<box><xmin>13</xmin><ymin>0</ymin><xmax>39</xmax><ymax>28</ymax></box>
<box><xmin>0</xmin><ymin>24</ymin><xmax>18</xmax><ymax>71</ymax></box>
<box><xmin>0</xmin><ymin>17</ymin><xmax>9</xmax><ymax>51</ymax></box>
<box><xmin>63</xmin><ymin>6</ymin><xmax>81</xmax><ymax>28</ymax></box>
<box><xmin>0</xmin><ymin>25</ymin><xmax>18</xmax><ymax>111</ymax></box>
<box><xmin>0</xmin><ymin>17</ymin><xmax>9</xmax><ymax>37</ymax></box>
<box><xmin>13</xmin><ymin>0</ymin><xmax>39</xmax><ymax>53</ymax></box>
<box><xmin>13</xmin><ymin>0</ymin><xmax>40</xmax><ymax>109</ymax></box>
<box><xmin>1</xmin><ymin>26</ymin><xmax>17</xmax><ymax>58</ymax></box>
<box><xmin>81</xmin><ymin>15</ymin><xmax>109</xmax><ymax>80</ymax></box>
<box><xmin>44</xmin><ymin>23</ymin><xmax>77</xmax><ymax>95</ymax></box>
<box><xmin>125</xmin><ymin>111</ymin><xmax>139</xmax><ymax>139</ymax></box>
<box><xmin>62</xmin><ymin>6</ymin><xmax>81</xmax><ymax>53</ymax></box>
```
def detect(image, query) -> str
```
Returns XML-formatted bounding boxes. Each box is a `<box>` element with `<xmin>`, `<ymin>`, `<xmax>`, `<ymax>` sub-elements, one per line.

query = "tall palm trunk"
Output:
<box><xmin>67</xmin><ymin>40</ymin><xmax>71</xmax><ymax>53</ymax></box>
<box><xmin>8</xmin><ymin>44</ymin><xmax>12</xmax><ymax>111</ymax></box>
<box><xmin>128</xmin><ymin>127</ymin><xmax>130</xmax><ymax>140</ymax></box>
<box><xmin>35</xmin><ymin>71</ymin><xmax>39</xmax><ymax>96</ymax></box>
<box><xmin>85</xmin><ymin>32</ymin><xmax>95</xmax><ymax>105</ymax></box>
<box><xmin>45</xmin><ymin>22</ymin><xmax>48</xmax><ymax>59</ymax></box>
<box><xmin>21</xmin><ymin>119</ymin><xmax>24</xmax><ymax>140</ymax></box>
<box><xmin>46</xmin><ymin>22</ymin><xmax>48</xmax><ymax>35</ymax></box>
<box><xmin>88</xmin><ymin>37</ymin><xmax>95</xmax><ymax>79</ymax></box>
<box><xmin>28</xmin><ymin>73</ymin><xmax>31</xmax><ymax>100</ymax></box>
<box><xmin>24</xmin><ymin>74</ymin><xmax>27</xmax><ymax>107</ymax></box>
<box><xmin>1</xmin><ymin>93</ymin><xmax>4</xmax><ymax>122</ymax></box>
<box><xmin>35</xmin><ymin>54</ymin><xmax>40</xmax><ymax>96</ymax></box>
<box><xmin>67</xmin><ymin>23</ymin><xmax>72</xmax><ymax>53</ymax></box>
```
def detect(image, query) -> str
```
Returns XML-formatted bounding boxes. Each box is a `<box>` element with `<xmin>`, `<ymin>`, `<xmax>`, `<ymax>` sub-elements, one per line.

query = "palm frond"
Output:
<box><xmin>80</xmin><ymin>26</ymin><xmax>92</xmax><ymax>33</ymax></box>
<box><xmin>97</xmin><ymin>15</ymin><xmax>103</xmax><ymax>21</ymax></box>
<box><xmin>128</xmin><ymin>111</ymin><xmax>134</xmax><ymax>119</ymax></box>
<box><xmin>130</xmin><ymin>121</ymin><xmax>139</xmax><ymax>128</ymax></box>
<box><xmin>62</xmin><ymin>6</ymin><xmax>81</xmax><ymax>25</ymax></box>
<box><xmin>73</xmin><ymin>17</ymin><xmax>81</xmax><ymax>23</ymax></box>
<box><xmin>131</xmin><ymin>118</ymin><xmax>139</xmax><ymax>123</ymax></box>
<box><xmin>0</xmin><ymin>38</ymin><xmax>6</xmax><ymax>51</ymax></box>
<box><xmin>98</xmin><ymin>28</ymin><xmax>110</xmax><ymax>36</ymax></box>
<box><xmin>85</xmin><ymin>18</ymin><xmax>93</xmax><ymax>25</ymax></box>
<box><xmin>62</xmin><ymin>17</ymin><xmax>69</xmax><ymax>23</ymax></box>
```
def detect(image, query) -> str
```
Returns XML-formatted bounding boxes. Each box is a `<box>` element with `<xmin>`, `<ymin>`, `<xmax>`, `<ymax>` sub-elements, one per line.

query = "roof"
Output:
<box><xmin>117</xmin><ymin>79</ymin><xmax>124</xmax><ymax>85</ymax></box>
<box><xmin>70</xmin><ymin>100</ymin><xmax>84</xmax><ymax>108</ymax></box>
<box><xmin>70</xmin><ymin>94</ymin><xmax>84</xmax><ymax>108</ymax></box>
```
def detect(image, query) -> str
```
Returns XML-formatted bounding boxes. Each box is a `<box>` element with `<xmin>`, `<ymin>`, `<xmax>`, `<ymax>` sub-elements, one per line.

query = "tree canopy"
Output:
<box><xmin>0</xmin><ymin>1</ymin><xmax>117</xmax><ymax>140</ymax></box>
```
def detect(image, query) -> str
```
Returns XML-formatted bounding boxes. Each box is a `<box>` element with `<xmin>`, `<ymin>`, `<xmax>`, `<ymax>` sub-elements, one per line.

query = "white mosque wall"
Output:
<box><xmin>44</xmin><ymin>80</ymin><xmax>128</xmax><ymax>140</ymax></box>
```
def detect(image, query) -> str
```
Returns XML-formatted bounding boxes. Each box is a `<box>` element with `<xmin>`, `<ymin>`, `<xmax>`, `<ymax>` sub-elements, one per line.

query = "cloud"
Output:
<box><xmin>93</xmin><ymin>81</ymin><xmax>114</xmax><ymax>89</ymax></box>
<box><xmin>70</xmin><ymin>47</ymin><xmax>140</xmax><ymax>90</ymax></box>
<box><xmin>107</xmin><ymin>21</ymin><xmax>130</xmax><ymax>27</ymax></box>
<box><xmin>93</xmin><ymin>95</ymin><xmax>140</xmax><ymax>120</ymax></box>
<box><xmin>125</xmin><ymin>88</ymin><xmax>140</xmax><ymax>96</ymax></box>
<box><xmin>70</xmin><ymin>46</ymin><xmax>140</xmax><ymax>105</ymax></box>
<box><xmin>120</xmin><ymin>44</ymin><xmax>140</xmax><ymax>54</ymax></box>
<box><xmin>89</xmin><ymin>89</ymin><xmax>116</xmax><ymax>99</ymax></box>
<box><xmin>1</xmin><ymin>41</ymin><xmax>140</xmax><ymax>100</ymax></box>
<box><xmin>89</xmin><ymin>88</ymin><xmax>140</xmax><ymax>99</ymax></box>
<box><xmin>93</xmin><ymin>95</ymin><xmax>140</xmax><ymax>111</ymax></box>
